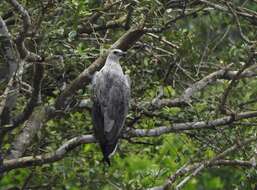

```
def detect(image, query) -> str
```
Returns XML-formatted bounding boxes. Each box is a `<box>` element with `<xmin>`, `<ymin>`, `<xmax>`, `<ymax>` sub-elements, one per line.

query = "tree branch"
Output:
<box><xmin>151</xmin><ymin>63</ymin><xmax>257</xmax><ymax>109</ymax></box>
<box><xmin>2</xmin><ymin>109</ymin><xmax>257</xmax><ymax>171</ymax></box>
<box><xmin>149</xmin><ymin>136</ymin><xmax>257</xmax><ymax>190</ymax></box>
<box><xmin>7</xmin><ymin>106</ymin><xmax>47</xmax><ymax>159</ymax></box>
<box><xmin>0</xmin><ymin>16</ymin><xmax>19</xmax><ymax>126</ymax></box>
<box><xmin>12</xmin><ymin>63</ymin><xmax>44</xmax><ymax>127</ymax></box>
<box><xmin>7</xmin><ymin>0</ymin><xmax>41</xmax><ymax>61</ymax></box>
<box><xmin>78</xmin><ymin>16</ymin><xmax>126</xmax><ymax>34</ymax></box>
<box><xmin>199</xmin><ymin>0</ymin><xmax>257</xmax><ymax>24</ymax></box>
<box><xmin>0</xmin><ymin>78</ymin><xmax>14</xmax><ymax>124</ymax></box>
<box><xmin>2</xmin><ymin>135</ymin><xmax>95</xmax><ymax>172</ymax></box>
<box><xmin>152</xmin><ymin>66</ymin><xmax>232</xmax><ymax>108</ymax></box>
<box><xmin>226</xmin><ymin>3</ymin><xmax>257</xmax><ymax>44</ymax></box>
<box><xmin>129</xmin><ymin>110</ymin><xmax>257</xmax><ymax>137</ymax></box>
<box><xmin>78</xmin><ymin>0</ymin><xmax>122</xmax><ymax>31</ymax></box>
<box><xmin>0</xmin><ymin>16</ymin><xmax>18</xmax><ymax>80</ymax></box>
<box><xmin>219</xmin><ymin>54</ymin><xmax>256</xmax><ymax>113</ymax></box>
<box><xmin>175</xmin><ymin>136</ymin><xmax>257</xmax><ymax>189</ymax></box>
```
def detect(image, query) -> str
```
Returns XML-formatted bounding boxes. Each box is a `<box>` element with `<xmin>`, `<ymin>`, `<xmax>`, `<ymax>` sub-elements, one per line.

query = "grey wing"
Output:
<box><xmin>92</xmin><ymin>71</ymin><xmax>104</xmax><ymax>140</ymax></box>
<box><xmin>92</xmin><ymin>71</ymin><xmax>108</xmax><ymax>141</ymax></box>
<box><xmin>104</xmin><ymin>77</ymin><xmax>130</xmax><ymax>142</ymax></box>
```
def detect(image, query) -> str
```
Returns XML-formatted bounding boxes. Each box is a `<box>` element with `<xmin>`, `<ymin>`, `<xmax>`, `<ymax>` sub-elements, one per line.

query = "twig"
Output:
<box><xmin>7</xmin><ymin>0</ymin><xmax>41</xmax><ymax>61</ymax></box>
<box><xmin>0</xmin><ymin>78</ymin><xmax>14</xmax><ymax>119</ymax></box>
<box><xmin>175</xmin><ymin>136</ymin><xmax>257</xmax><ymax>189</ymax></box>
<box><xmin>219</xmin><ymin>54</ymin><xmax>255</xmax><ymax>114</ymax></box>
<box><xmin>153</xmin><ymin>65</ymin><xmax>233</xmax><ymax>108</ymax></box>
<box><xmin>130</xmin><ymin>110</ymin><xmax>257</xmax><ymax>137</ymax></box>
<box><xmin>226</xmin><ymin>3</ymin><xmax>257</xmax><ymax>44</ymax></box>
<box><xmin>2</xmin><ymin>135</ymin><xmax>96</xmax><ymax>172</ymax></box>
<box><xmin>199</xmin><ymin>0</ymin><xmax>257</xmax><ymax>23</ymax></box>
<box><xmin>146</xmin><ymin>33</ymin><xmax>179</xmax><ymax>49</ymax></box>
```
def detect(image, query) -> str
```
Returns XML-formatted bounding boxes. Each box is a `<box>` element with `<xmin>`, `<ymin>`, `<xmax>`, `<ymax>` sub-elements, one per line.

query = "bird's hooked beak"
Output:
<box><xmin>120</xmin><ymin>51</ymin><xmax>127</xmax><ymax>57</ymax></box>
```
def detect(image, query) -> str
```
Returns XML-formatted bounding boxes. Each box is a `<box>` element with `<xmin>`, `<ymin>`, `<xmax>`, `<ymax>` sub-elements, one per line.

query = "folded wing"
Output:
<box><xmin>92</xmin><ymin>70</ymin><xmax>130</xmax><ymax>164</ymax></box>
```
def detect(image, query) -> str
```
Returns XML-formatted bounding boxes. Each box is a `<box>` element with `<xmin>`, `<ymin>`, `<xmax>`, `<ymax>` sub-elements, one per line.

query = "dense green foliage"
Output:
<box><xmin>0</xmin><ymin>0</ymin><xmax>257</xmax><ymax>189</ymax></box>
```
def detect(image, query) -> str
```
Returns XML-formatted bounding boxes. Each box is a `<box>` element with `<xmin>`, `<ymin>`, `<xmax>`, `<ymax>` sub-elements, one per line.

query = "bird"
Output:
<box><xmin>92</xmin><ymin>49</ymin><xmax>130</xmax><ymax>165</ymax></box>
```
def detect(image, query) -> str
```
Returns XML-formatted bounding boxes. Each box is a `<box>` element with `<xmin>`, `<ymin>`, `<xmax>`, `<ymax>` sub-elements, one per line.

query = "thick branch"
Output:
<box><xmin>199</xmin><ymin>0</ymin><xmax>257</xmax><ymax>24</ymax></box>
<box><xmin>130</xmin><ymin>110</ymin><xmax>257</xmax><ymax>137</ymax></box>
<box><xmin>2</xmin><ymin>135</ymin><xmax>95</xmax><ymax>171</ymax></box>
<box><xmin>7</xmin><ymin>107</ymin><xmax>47</xmax><ymax>159</ymax></box>
<box><xmin>0</xmin><ymin>16</ymin><xmax>18</xmax><ymax>79</ymax></box>
<box><xmin>7</xmin><ymin>0</ymin><xmax>31</xmax><ymax>38</ymax></box>
<box><xmin>79</xmin><ymin>0</ymin><xmax>122</xmax><ymax>30</ymax></box>
<box><xmin>152</xmin><ymin>65</ymin><xmax>257</xmax><ymax>108</ymax></box>
<box><xmin>219</xmin><ymin>54</ymin><xmax>256</xmax><ymax>113</ymax></box>
<box><xmin>153</xmin><ymin>67</ymin><xmax>229</xmax><ymax>108</ymax></box>
<box><xmin>149</xmin><ymin>136</ymin><xmax>257</xmax><ymax>190</ymax></box>
<box><xmin>2</xmin><ymin>109</ymin><xmax>257</xmax><ymax>171</ymax></box>
<box><xmin>175</xmin><ymin>136</ymin><xmax>257</xmax><ymax>189</ymax></box>
<box><xmin>148</xmin><ymin>159</ymin><xmax>256</xmax><ymax>190</ymax></box>
<box><xmin>0</xmin><ymin>78</ymin><xmax>14</xmax><ymax>124</ymax></box>
<box><xmin>7</xmin><ymin>0</ymin><xmax>41</xmax><ymax>61</ymax></box>
<box><xmin>0</xmin><ymin>16</ymin><xmax>19</xmax><ymax>126</ymax></box>
<box><xmin>78</xmin><ymin>16</ymin><xmax>126</xmax><ymax>34</ymax></box>
<box><xmin>12</xmin><ymin>63</ymin><xmax>44</xmax><ymax>127</ymax></box>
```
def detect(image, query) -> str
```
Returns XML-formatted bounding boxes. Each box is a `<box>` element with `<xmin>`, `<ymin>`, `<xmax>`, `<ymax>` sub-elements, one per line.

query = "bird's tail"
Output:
<box><xmin>102</xmin><ymin>156</ymin><xmax>111</xmax><ymax>166</ymax></box>
<box><xmin>100</xmin><ymin>141</ymin><xmax>118</xmax><ymax>166</ymax></box>
<box><xmin>101</xmin><ymin>144</ymin><xmax>111</xmax><ymax>166</ymax></box>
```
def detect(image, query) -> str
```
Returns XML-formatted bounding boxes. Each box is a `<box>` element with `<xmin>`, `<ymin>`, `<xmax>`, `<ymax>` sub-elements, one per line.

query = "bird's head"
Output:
<box><xmin>107</xmin><ymin>49</ymin><xmax>127</xmax><ymax>62</ymax></box>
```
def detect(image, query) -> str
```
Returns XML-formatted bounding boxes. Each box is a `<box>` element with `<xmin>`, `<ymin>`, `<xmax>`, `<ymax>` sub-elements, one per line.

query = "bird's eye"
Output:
<box><xmin>113</xmin><ymin>51</ymin><xmax>118</xmax><ymax>54</ymax></box>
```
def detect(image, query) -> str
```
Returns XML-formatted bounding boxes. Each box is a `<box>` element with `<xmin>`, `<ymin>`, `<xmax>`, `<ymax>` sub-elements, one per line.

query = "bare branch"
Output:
<box><xmin>146</xmin><ymin>33</ymin><xmax>179</xmax><ymax>49</ymax></box>
<box><xmin>78</xmin><ymin>67</ymin><xmax>257</xmax><ymax>111</ymax></box>
<box><xmin>151</xmin><ymin>62</ymin><xmax>257</xmax><ymax>109</ymax></box>
<box><xmin>219</xmin><ymin>54</ymin><xmax>256</xmax><ymax>113</ymax></box>
<box><xmin>199</xmin><ymin>0</ymin><xmax>257</xmax><ymax>24</ymax></box>
<box><xmin>130</xmin><ymin>110</ymin><xmax>257</xmax><ymax>137</ymax></box>
<box><xmin>0</xmin><ymin>78</ymin><xmax>14</xmax><ymax>123</ymax></box>
<box><xmin>0</xmin><ymin>16</ymin><xmax>18</xmax><ymax>80</ymax></box>
<box><xmin>149</xmin><ymin>137</ymin><xmax>257</xmax><ymax>190</ymax></box>
<box><xmin>175</xmin><ymin>136</ymin><xmax>257</xmax><ymax>189</ymax></box>
<box><xmin>153</xmin><ymin>66</ymin><xmax>232</xmax><ymax>108</ymax></box>
<box><xmin>145</xmin><ymin>7</ymin><xmax>205</xmax><ymax>33</ymax></box>
<box><xmin>0</xmin><ymin>16</ymin><xmax>19</xmax><ymax>126</ymax></box>
<box><xmin>2</xmin><ymin>135</ymin><xmax>95</xmax><ymax>172</ymax></box>
<box><xmin>6</xmin><ymin>0</ymin><xmax>41</xmax><ymax>61</ymax></box>
<box><xmin>2</xmin><ymin>108</ymin><xmax>257</xmax><ymax>172</ymax></box>
<box><xmin>226</xmin><ymin>3</ymin><xmax>257</xmax><ymax>44</ymax></box>
<box><xmin>7</xmin><ymin>107</ymin><xmax>47</xmax><ymax>159</ymax></box>
<box><xmin>78</xmin><ymin>16</ymin><xmax>126</xmax><ymax>34</ymax></box>
<box><xmin>78</xmin><ymin>0</ymin><xmax>122</xmax><ymax>30</ymax></box>
<box><xmin>6</xmin><ymin>0</ymin><xmax>31</xmax><ymax>39</ymax></box>
<box><xmin>12</xmin><ymin>63</ymin><xmax>44</xmax><ymax>127</ymax></box>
